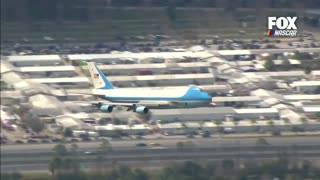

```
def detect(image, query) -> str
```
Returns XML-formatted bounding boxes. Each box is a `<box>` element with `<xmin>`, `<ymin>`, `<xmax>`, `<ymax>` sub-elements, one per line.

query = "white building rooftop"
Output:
<box><xmin>26</xmin><ymin>77</ymin><xmax>90</xmax><ymax>83</ymax></box>
<box><xmin>235</xmin><ymin>108</ymin><xmax>279</xmax><ymax>114</ymax></box>
<box><xmin>218</xmin><ymin>50</ymin><xmax>251</xmax><ymax>56</ymax></box>
<box><xmin>291</xmin><ymin>81</ymin><xmax>320</xmax><ymax>87</ymax></box>
<box><xmin>212</xmin><ymin>96</ymin><xmax>261</xmax><ymax>102</ymax></box>
<box><xmin>68</xmin><ymin>51</ymin><xmax>213</xmax><ymax>61</ymax></box>
<box><xmin>284</xmin><ymin>94</ymin><xmax>320</xmax><ymax>101</ymax></box>
<box><xmin>19</xmin><ymin>66</ymin><xmax>76</xmax><ymax>72</ymax></box>
<box><xmin>303</xmin><ymin>106</ymin><xmax>320</xmax><ymax>113</ymax></box>
<box><xmin>7</xmin><ymin>55</ymin><xmax>62</xmax><ymax>62</ymax></box>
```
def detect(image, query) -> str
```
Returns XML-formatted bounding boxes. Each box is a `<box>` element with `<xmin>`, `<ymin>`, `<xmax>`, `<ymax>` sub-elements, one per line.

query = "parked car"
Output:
<box><xmin>15</xmin><ymin>140</ymin><xmax>24</xmax><ymax>144</ymax></box>
<box><xmin>149</xmin><ymin>142</ymin><xmax>161</xmax><ymax>146</ymax></box>
<box><xmin>27</xmin><ymin>139</ymin><xmax>38</xmax><ymax>144</ymax></box>
<box><xmin>136</xmin><ymin>143</ymin><xmax>147</xmax><ymax>147</ymax></box>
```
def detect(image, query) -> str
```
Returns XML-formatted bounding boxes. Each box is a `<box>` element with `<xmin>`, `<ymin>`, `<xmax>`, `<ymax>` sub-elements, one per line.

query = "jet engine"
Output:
<box><xmin>99</xmin><ymin>104</ymin><xmax>113</xmax><ymax>113</ymax></box>
<box><xmin>134</xmin><ymin>106</ymin><xmax>149</xmax><ymax>114</ymax></box>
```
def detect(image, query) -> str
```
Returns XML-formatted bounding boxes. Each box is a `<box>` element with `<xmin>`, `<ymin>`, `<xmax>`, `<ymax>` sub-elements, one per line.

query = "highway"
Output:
<box><xmin>2</xmin><ymin>136</ymin><xmax>320</xmax><ymax>172</ymax></box>
<box><xmin>2</xmin><ymin>136</ymin><xmax>320</xmax><ymax>154</ymax></box>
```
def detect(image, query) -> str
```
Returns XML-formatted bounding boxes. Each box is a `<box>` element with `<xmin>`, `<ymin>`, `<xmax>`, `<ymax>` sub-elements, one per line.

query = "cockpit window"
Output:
<box><xmin>194</xmin><ymin>87</ymin><xmax>204</xmax><ymax>92</ymax></box>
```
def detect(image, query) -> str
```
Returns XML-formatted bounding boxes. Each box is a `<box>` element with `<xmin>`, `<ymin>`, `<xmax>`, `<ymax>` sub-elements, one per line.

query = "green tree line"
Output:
<box><xmin>2</xmin><ymin>155</ymin><xmax>320</xmax><ymax>180</ymax></box>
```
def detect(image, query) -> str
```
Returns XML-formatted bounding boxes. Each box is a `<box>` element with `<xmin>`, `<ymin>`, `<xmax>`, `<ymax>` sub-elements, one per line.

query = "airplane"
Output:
<box><xmin>76</xmin><ymin>61</ymin><xmax>213</xmax><ymax>114</ymax></box>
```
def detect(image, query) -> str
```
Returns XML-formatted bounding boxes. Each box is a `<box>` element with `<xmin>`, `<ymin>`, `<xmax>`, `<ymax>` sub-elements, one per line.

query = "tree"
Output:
<box><xmin>176</xmin><ymin>141</ymin><xmax>184</xmax><ymax>151</ymax></box>
<box><xmin>301</xmin><ymin>160</ymin><xmax>312</xmax><ymax>177</ymax></box>
<box><xmin>256</xmin><ymin>138</ymin><xmax>270</xmax><ymax>146</ymax></box>
<box><xmin>1</xmin><ymin>172</ymin><xmax>22</xmax><ymax>180</ymax></box>
<box><xmin>49</xmin><ymin>157</ymin><xmax>62</xmax><ymax>175</ymax></box>
<box><xmin>267</xmin><ymin>120</ymin><xmax>274</xmax><ymax>127</ymax></box>
<box><xmin>166</xmin><ymin>5</ymin><xmax>176</xmax><ymax>21</ymax></box>
<box><xmin>283</xmin><ymin>118</ymin><xmax>290</xmax><ymax>124</ymax></box>
<box><xmin>221</xmin><ymin>160</ymin><xmax>235</xmax><ymax>171</ymax></box>
<box><xmin>132</xmin><ymin>168</ymin><xmax>149</xmax><ymax>180</ymax></box>
<box><xmin>27</xmin><ymin>117</ymin><xmax>45</xmax><ymax>134</ymax></box>
<box><xmin>281</xmin><ymin>59</ymin><xmax>291</xmax><ymax>70</ymax></box>
<box><xmin>99</xmin><ymin>139</ymin><xmax>112</xmax><ymax>154</ymax></box>
<box><xmin>304</xmin><ymin>65</ymin><xmax>312</xmax><ymax>74</ymax></box>
<box><xmin>64</xmin><ymin>128</ymin><xmax>73</xmax><ymax>137</ymax></box>
<box><xmin>300</xmin><ymin>117</ymin><xmax>308</xmax><ymax>124</ymax></box>
<box><xmin>264</xmin><ymin>59</ymin><xmax>275</xmax><ymax>71</ymax></box>
<box><xmin>53</xmin><ymin>143</ymin><xmax>69</xmax><ymax>157</ymax></box>
<box><xmin>251</xmin><ymin>119</ymin><xmax>257</xmax><ymax>125</ymax></box>
<box><xmin>70</xmin><ymin>143</ymin><xmax>79</xmax><ymax>160</ymax></box>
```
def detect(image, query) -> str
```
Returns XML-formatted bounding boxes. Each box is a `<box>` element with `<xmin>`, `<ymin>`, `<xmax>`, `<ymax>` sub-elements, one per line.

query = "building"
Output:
<box><xmin>303</xmin><ymin>106</ymin><xmax>320</xmax><ymax>119</ymax></box>
<box><xmin>54</xmin><ymin>116</ymin><xmax>81</xmax><ymax>129</ymax></box>
<box><xmin>212</xmin><ymin>96</ymin><xmax>261</xmax><ymax>107</ymax></box>
<box><xmin>218</xmin><ymin>50</ymin><xmax>252</xmax><ymax>60</ymax></box>
<box><xmin>157</xmin><ymin>123</ymin><xmax>187</xmax><ymax>135</ymax></box>
<box><xmin>152</xmin><ymin>107</ymin><xmax>236</xmax><ymax>122</ymax></box>
<box><xmin>19</xmin><ymin>66</ymin><xmax>78</xmax><ymax>78</ymax></box>
<box><xmin>67</xmin><ymin>51</ymin><xmax>212</xmax><ymax>64</ymax></box>
<box><xmin>82</xmin><ymin>62</ymin><xmax>210</xmax><ymax>76</ymax></box>
<box><xmin>94</xmin><ymin>124</ymin><xmax>151</xmax><ymax>136</ymax></box>
<box><xmin>26</xmin><ymin>77</ymin><xmax>91</xmax><ymax>89</ymax></box>
<box><xmin>290</xmin><ymin>81</ymin><xmax>320</xmax><ymax>93</ymax></box>
<box><xmin>284</xmin><ymin>94</ymin><xmax>320</xmax><ymax>102</ymax></box>
<box><xmin>6</xmin><ymin>55</ymin><xmax>63</xmax><ymax>66</ymax></box>
<box><xmin>234</xmin><ymin>108</ymin><xmax>280</xmax><ymax>120</ymax></box>
<box><xmin>29</xmin><ymin>94</ymin><xmax>70</xmax><ymax>116</ymax></box>
<box><xmin>311</xmin><ymin>70</ymin><xmax>320</xmax><ymax>80</ymax></box>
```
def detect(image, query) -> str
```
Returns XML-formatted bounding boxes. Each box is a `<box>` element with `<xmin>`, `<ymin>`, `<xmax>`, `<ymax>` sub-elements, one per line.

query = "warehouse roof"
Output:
<box><xmin>153</xmin><ymin>107</ymin><xmax>236</xmax><ymax>116</ymax></box>
<box><xmin>19</xmin><ymin>66</ymin><xmax>76</xmax><ymax>72</ymax></box>
<box><xmin>244</xmin><ymin>71</ymin><xmax>306</xmax><ymax>78</ymax></box>
<box><xmin>27</xmin><ymin>77</ymin><xmax>90</xmax><ymax>83</ymax></box>
<box><xmin>218</xmin><ymin>50</ymin><xmax>251</xmax><ymax>56</ymax></box>
<box><xmin>68</xmin><ymin>51</ymin><xmax>212</xmax><ymax>61</ymax></box>
<box><xmin>291</xmin><ymin>81</ymin><xmax>320</xmax><ymax>87</ymax></box>
<box><xmin>235</xmin><ymin>108</ymin><xmax>279</xmax><ymax>114</ymax></box>
<box><xmin>88</xmin><ymin>62</ymin><xmax>210</xmax><ymax>71</ymax></box>
<box><xmin>303</xmin><ymin>106</ymin><xmax>320</xmax><ymax>113</ymax></box>
<box><xmin>7</xmin><ymin>55</ymin><xmax>62</xmax><ymax>62</ymax></box>
<box><xmin>311</xmin><ymin>70</ymin><xmax>320</xmax><ymax>76</ymax></box>
<box><xmin>212</xmin><ymin>96</ymin><xmax>261</xmax><ymax>102</ymax></box>
<box><xmin>284</xmin><ymin>94</ymin><xmax>320</xmax><ymax>101</ymax></box>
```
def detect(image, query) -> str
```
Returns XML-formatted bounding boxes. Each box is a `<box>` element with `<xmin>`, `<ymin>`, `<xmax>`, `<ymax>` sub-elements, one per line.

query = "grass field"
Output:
<box><xmin>1</xmin><ymin>8</ymin><xmax>300</xmax><ymax>44</ymax></box>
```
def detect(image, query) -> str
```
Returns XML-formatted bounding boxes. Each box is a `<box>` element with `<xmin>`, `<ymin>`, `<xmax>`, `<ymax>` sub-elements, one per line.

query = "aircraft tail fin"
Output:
<box><xmin>82</xmin><ymin>61</ymin><xmax>115</xmax><ymax>90</ymax></box>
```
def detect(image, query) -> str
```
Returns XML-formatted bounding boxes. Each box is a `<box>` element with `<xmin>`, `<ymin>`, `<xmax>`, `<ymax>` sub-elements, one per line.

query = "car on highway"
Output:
<box><xmin>136</xmin><ymin>143</ymin><xmax>147</xmax><ymax>147</ymax></box>
<box><xmin>84</xmin><ymin>151</ymin><xmax>97</xmax><ymax>155</ymax></box>
<box><xmin>15</xmin><ymin>140</ymin><xmax>24</xmax><ymax>144</ymax></box>
<box><xmin>27</xmin><ymin>139</ymin><xmax>38</xmax><ymax>144</ymax></box>
<box><xmin>149</xmin><ymin>142</ymin><xmax>161</xmax><ymax>146</ymax></box>
<box><xmin>41</xmin><ymin>139</ymin><xmax>51</xmax><ymax>143</ymax></box>
<box><xmin>51</xmin><ymin>138</ymin><xmax>62</xmax><ymax>143</ymax></box>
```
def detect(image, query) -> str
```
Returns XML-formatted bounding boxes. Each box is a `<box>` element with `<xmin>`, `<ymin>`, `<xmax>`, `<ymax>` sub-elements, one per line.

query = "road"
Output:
<box><xmin>2</xmin><ymin>136</ymin><xmax>320</xmax><ymax>172</ymax></box>
<box><xmin>2</xmin><ymin>136</ymin><xmax>320</xmax><ymax>154</ymax></box>
<box><xmin>2</xmin><ymin>147</ymin><xmax>320</xmax><ymax>172</ymax></box>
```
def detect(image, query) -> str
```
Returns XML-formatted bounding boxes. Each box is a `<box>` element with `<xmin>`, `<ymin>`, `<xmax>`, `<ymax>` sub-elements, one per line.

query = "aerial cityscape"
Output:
<box><xmin>1</xmin><ymin>0</ymin><xmax>320</xmax><ymax>180</ymax></box>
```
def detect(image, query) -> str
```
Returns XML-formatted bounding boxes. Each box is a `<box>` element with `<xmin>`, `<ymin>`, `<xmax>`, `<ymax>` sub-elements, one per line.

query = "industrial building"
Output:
<box><xmin>6</xmin><ymin>55</ymin><xmax>63</xmax><ymax>66</ymax></box>
<box><xmin>212</xmin><ymin>96</ymin><xmax>261</xmax><ymax>107</ymax></box>
<box><xmin>81</xmin><ymin>62</ymin><xmax>211</xmax><ymax>76</ymax></box>
<box><xmin>94</xmin><ymin>124</ymin><xmax>151</xmax><ymax>136</ymax></box>
<box><xmin>19</xmin><ymin>66</ymin><xmax>78</xmax><ymax>78</ymax></box>
<box><xmin>290</xmin><ymin>81</ymin><xmax>320</xmax><ymax>93</ymax></box>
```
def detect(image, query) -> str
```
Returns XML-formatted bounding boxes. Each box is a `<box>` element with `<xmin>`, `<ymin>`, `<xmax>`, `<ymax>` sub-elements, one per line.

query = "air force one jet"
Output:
<box><xmin>78</xmin><ymin>61</ymin><xmax>213</xmax><ymax>114</ymax></box>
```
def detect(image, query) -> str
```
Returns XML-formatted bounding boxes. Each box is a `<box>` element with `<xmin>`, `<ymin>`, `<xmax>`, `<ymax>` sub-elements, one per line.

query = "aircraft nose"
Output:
<box><xmin>203</xmin><ymin>93</ymin><xmax>212</xmax><ymax>102</ymax></box>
